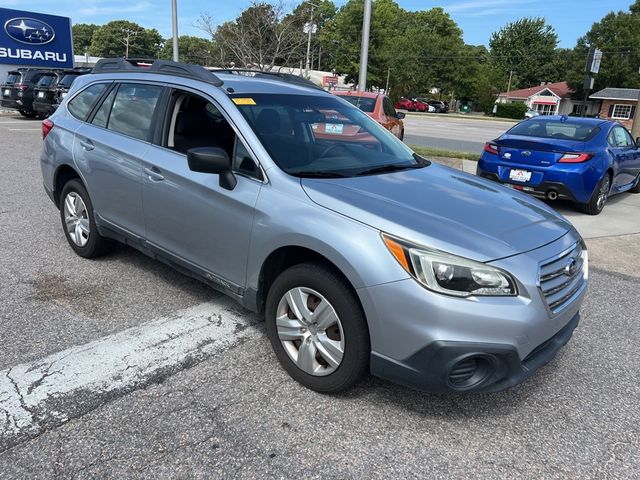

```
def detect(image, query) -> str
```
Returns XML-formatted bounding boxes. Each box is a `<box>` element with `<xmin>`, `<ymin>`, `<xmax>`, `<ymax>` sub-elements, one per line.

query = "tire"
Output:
<box><xmin>578</xmin><ymin>173</ymin><xmax>611</xmax><ymax>215</ymax></box>
<box><xmin>18</xmin><ymin>109</ymin><xmax>37</xmax><ymax>119</ymax></box>
<box><xmin>399</xmin><ymin>129</ymin><xmax>405</xmax><ymax>141</ymax></box>
<box><xmin>59</xmin><ymin>179</ymin><xmax>113</xmax><ymax>258</ymax></box>
<box><xmin>265</xmin><ymin>263</ymin><xmax>370</xmax><ymax>393</ymax></box>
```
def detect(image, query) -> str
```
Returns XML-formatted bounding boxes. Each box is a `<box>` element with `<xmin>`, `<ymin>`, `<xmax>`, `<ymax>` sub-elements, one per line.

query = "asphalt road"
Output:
<box><xmin>1</xmin><ymin>115</ymin><xmax>639</xmax><ymax>478</ymax></box>
<box><xmin>402</xmin><ymin>113</ymin><xmax>515</xmax><ymax>154</ymax></box>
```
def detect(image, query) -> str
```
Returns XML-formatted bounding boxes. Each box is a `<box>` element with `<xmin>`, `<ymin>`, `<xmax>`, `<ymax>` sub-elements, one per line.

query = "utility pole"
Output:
<box><xmin>358</xmin><ymin>0</ymin><xmax>372</xmax><ymax>92</ymax></box>
<box><xmin>385</xmin><ymin>66</ymin><xmax>391</xmax><ymax>94</ymax></box>
<box><xmin>171</xmin><ymin>0</ymin><xmax>179</xmax><ymax>61</ymax></box>
<box><xmin>506</xmin><ymin>70</ymin><xmax>515</xmax><ymax>93</ymax></box>
<box><xmin>121</xmin><ymin>29</ymin><xmax>138</xmax><ymax>58</ymax></box>
<box><xmin>304</xmin><ymin>2</ymin><xmax>318</xmax><ymax>79</ymax></box>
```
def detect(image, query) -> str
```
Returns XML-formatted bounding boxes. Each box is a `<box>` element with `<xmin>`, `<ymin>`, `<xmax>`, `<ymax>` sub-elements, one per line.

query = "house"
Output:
<box><xmin>496</xmin><ymin>81</ymin><xmax>596</xmax><ymax>116</ymax></box>
<box><xmin>589</xmin><ymin>88</ymin><xmax>638</xmax><ymax>130</ymax></box>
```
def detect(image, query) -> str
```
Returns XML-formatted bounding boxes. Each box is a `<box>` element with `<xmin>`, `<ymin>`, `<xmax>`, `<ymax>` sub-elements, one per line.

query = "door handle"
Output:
<box><xmin>79</xmin><ymin>139</ymin><xmax>94</xmax><ymax>151</ymax></box>
<box><xmin>144</xmin><ymin>166</ymin><xmax>165</xmax><ymax>182</ymax></box>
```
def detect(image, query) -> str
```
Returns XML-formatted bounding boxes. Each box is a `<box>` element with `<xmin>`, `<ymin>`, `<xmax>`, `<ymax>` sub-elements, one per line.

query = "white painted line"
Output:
<box><xmin>0</xmin><ymin>299</ymin><xmax>260</xmax><ymax>451</ymax></box>
<box><xmin>7</xmin><ymin>128</ymin><xmax>40</xmax><ymax>131</ymax></box>
<box><xmin>0</xmin><ymin>121</ymin><xmax>41</xmax><ymax>124</ymax></box>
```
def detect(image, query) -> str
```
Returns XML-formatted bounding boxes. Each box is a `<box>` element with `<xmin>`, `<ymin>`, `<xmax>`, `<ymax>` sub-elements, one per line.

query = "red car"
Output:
<box><xmin>412</xmin><ymin>98</ymin><xmax>429</xmax><ymax>112</ymax></box>
<box><xmin>332</xmin><ymin>90</ymin><xmax>405</xmax><ymax>140</ymax></box>
<box><xmin>394</xmin><ymin>97</ymin><xmax>415</xmax><ymax>111</ymax></box>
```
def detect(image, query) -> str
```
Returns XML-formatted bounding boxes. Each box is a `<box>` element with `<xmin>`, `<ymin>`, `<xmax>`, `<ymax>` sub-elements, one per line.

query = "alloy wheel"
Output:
<box><xmin>596</xmin><ymin>176</ymin><xmax>611</xmax><ymax>211</ymax></box>
<box><xmin>275</xmin><ymin>287</ymin><xmax>345</xmax><ymax>376</ymax></box>
<box><xmin>63</xmin><ymin>192</ymin><xmax>90</xmax><ymax>247</ymax></box>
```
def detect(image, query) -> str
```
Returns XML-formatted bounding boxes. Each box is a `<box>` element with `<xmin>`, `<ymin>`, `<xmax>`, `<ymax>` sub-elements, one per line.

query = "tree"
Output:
<box><xmin>72</xmin><ymin>23</ymin><xmax>99</xmax><ymax>55</ymax></box>
<box><xmin>567</xmin><ymin>1</ymin><xmax>640</xmax><ymax>92</ymax></box>
<box><xmin>90</xmin><ymin>21</ymin><xmax>164</xmax><ymax>58</ymax></box>
<box><xmin>159</xmin><ymin>36</ymin><xmax>215</xmax><ymax>65</ymax></box>
<box><xmin>489</xmin><ymin>17</ymin><xmax>558</xmax><ymax>89</ymax></box>
<box><xmin>287</xmin><ymin>0</ymin><xmax>337</xmax><ymax>71</ymax></box>
<box><xmin>196</xmin><ymin>1</ymin><xmax>307</xmax><ymax>70</ymax></box>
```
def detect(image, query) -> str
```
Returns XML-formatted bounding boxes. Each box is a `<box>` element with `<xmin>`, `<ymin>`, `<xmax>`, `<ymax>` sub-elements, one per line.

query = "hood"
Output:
<box><xmin>301</xmin><ymin>163</ymin><xmax>572</xmax><ymax>262</ymax></box>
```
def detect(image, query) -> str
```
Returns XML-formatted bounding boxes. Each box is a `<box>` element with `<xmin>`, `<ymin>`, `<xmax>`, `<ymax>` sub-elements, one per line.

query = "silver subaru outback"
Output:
<box><xmin>40</xmin><ymin>59</ymin><xmax>588</xmax><ymax>393</ymax></box>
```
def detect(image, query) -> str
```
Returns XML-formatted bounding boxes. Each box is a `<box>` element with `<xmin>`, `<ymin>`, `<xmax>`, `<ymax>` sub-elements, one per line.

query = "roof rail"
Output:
<box><xmin>92</xmin><ymin>58</ymin><xmax>223</xmax><ymax>87</ymax></box>
<box><xmin>209</xmin><ymin>68</ymin><xmax>323</xmax><ymax>90</ymax></box>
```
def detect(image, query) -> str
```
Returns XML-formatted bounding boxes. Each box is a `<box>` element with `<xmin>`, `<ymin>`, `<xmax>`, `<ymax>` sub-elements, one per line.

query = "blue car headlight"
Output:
<box><xmin>383</xmin><ymin>234</ymin><xmax>517</xmax><ymax>297</ymax></box>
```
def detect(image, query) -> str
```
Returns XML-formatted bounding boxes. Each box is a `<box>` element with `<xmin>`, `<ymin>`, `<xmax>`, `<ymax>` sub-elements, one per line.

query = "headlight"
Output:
<box><xmin>382</xmin><ymin>234</ymin><xmax>517</xmax><ymax>297</ymax></box>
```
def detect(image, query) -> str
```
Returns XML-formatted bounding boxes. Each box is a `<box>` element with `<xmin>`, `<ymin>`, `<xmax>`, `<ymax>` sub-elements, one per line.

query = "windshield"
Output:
<box><xmin>37</xmin><ymin>75</ymin><xmax>56</xmax><ymax>87</ymax></box>
<box><xmin>4</xmin><ymin>72</ymin><xmax>20</xmax><ymax>84</ymax></box>
<box><xmin>58</xmin><ymin>74</ymin><xmax>79</xmax><ymax>88</ymax></box>
<box><xmin>337</xmin><ymin>95</ymin><xmax>376</xmax><ymax>113</ymax></box>
<box><xmin>233</xmin><ymin>93</ymin><xmax>422</xmax><ymax>177</ymax></box>
<box><xmin>508</xmin><ymin>119</ymin><xmax>600</xmax><ymax>141</ymax></box>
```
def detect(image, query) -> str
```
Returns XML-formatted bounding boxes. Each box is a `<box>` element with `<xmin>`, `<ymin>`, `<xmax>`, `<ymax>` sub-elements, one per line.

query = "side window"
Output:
<box><xmin>166</xmin><ymin>90</ymin><xmax>262</xmax><ymax>179</ymax></box>
<box><xmin>67</xmin><ymin>83</ymin><xmax>108</xmax><ymax>121</ymax></box>
<box><xmin>91</xmin><ymin>87</ymin><xmax>117</xmax><ymax>129</ymax></box>
<box><xmin>613</xmin><ymin>127</ymin><xmax>631</xmax><ymax>147</ymax></box>
<box><xmin>622</xmin><ymin>128</ymin><xmax>635</xmax><ymax>147</ymax></box>
<box><xmin>108</xmin><ymin>83</ymin><xmax>162</xmax><ymax>141</ymax></box>
<box><xmin>383</xmin><ymin>97</ymin><xmax>396</xmax><ymax>117</ymax></box>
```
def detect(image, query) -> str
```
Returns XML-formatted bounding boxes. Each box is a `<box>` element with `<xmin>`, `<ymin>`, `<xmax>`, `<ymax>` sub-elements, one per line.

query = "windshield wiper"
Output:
<box><xmin>294</xmin><ymin>170</ymin><xmax>350</xmax><ymax>178</ymax></box>
<box><xmin>355</xmin><ymin>163</ymin><xmax>426</xmax><ymax>176</ymax></box>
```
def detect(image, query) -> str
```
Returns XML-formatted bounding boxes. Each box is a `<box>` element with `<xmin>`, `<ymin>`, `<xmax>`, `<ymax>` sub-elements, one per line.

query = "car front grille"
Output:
<box><xmin>539</xmin><ymin>242</ymin><xmax>586</xmax><ymax>314</ymax></box>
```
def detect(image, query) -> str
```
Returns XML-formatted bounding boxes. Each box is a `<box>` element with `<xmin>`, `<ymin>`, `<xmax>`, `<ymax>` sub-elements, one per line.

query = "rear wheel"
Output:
<box><xmin>18</xmin><ymin>109</ymin><xmax>37</xmax><ymax>118</ymax></box>
<box><xmin>265</xmin><ymin>263</ymin><xmax>370</xmax><ymax>393</ymax></box>
<box><xmin>59</xmin><ymin>179</ymin><xmax>113</xmax><ymax>258</ymax></box>
<box><xmin>579</xmin><ymin>173</ymin><xmax>611</xmax><ymax>215</ymax></box>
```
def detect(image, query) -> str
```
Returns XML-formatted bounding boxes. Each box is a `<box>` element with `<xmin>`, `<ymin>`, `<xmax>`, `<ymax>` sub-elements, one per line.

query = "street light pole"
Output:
<box><xmin>171</xmin><ymin>0</ymin><xmax>179</xmax><ymax>62</ymax></box>
<box><xmin>358</xmin><ymin>0</ymin><xmax>372</xmax><ymax>92</ymax></box>
<box><xmin>507</xmin><ymin>70</ymin><xmax>514</xmax><ymax>93</ymax></box>
<box><xmin>304</xmin><ymin>2</ymin><xmax>319</xmax><ymax>79</ymax></box>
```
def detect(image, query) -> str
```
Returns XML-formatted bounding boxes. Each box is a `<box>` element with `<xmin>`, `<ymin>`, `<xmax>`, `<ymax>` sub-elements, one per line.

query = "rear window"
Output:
<box><xmin>4</xmin><ymin>72</ymin><xmax>21</xmax><ymax>84</ymax></box>
<box><xmin>339</xmin><ymin>95</ymin><xmax>377</xmax><ymax>113</ymax></box>
<box><xmin>59</xmin><ymin>74</ymin><xmax>79</xmax><ymax>88</ymax></box>
<box><xmin>37</xmin><ymin>75</ymin><xmax>56</xmax><ymax>87</ymax></box>
<box><xmin>508</xmin><ymin>120</ymin><xmax>600</xmax><ymax>142</ymax></box>
<box><xmin>67</xmin><ymin>83</ymin><xmax>109</xmax><ymax>121</ymax></box>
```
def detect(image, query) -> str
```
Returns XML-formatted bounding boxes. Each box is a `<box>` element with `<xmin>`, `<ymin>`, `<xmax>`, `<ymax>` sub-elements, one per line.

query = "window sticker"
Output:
<box><xmin>325</xmin><ymin>123</ymin><xmax>344</xmax><ymax>135</ymax></box>
<box><xmin>232</xmin><ymin>98</ymin><xmax>257</xmax><ymax>105</ymax></box>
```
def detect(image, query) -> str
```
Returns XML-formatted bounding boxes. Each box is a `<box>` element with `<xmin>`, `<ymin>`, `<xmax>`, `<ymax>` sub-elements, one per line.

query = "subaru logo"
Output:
<box><xmin>4</xmin><ymin>18</ymin><xmax>55</xmax><ymax>45</ymax></box>
<box><xmin>564</xmin><ymin>257</ymin><xmax>578</xmax><ymax>277</ymax></box>
<box><xmin>503</xmin><ymin>152</ymin><xmax>511</xmax><ymax>159</ymax></box>
<box><xmin>521</xmin><ymin>151</ymin><xmax>532</xmax><ymax>157</ymax></box>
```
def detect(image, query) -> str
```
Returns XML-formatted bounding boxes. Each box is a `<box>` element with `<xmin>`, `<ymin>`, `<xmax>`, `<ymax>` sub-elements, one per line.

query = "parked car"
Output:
<box><xmin>41</xmin><ymin>58</ymin><xmax>587</xmax><ymax>394</ymax></box>
<box><xmin>525</xmin><ymin>109</ymin><xmax>540</xmax><ymax>119</ymax></box>
<box><xmin>411</xmin><ymin>98</ymin><xmax>428</xmax><ymax>112</ymax></box>
<box><xmin>416</xmin><ymin>98</ymin><xmax>437</xmax><ymax>113</ymax></box>
<box><xmin>477</xmin><ymin>116</ymin><xmax>640</xmax><ymax>214</ymax></box>
<box><xmin>53</xmin><ymin>69</ymin><xmax>92</xmax><ymax>109</ymax></box>
<box><xmin>394</xmin><ymin>97</ymin><xmax>415</xmax><ymax>111</ymax></box>
<box><xmin>332</xmin><ymin>90</ymin><xmax>405</xmax><ymax>140</ymax></box>
<box><xmin>33</xmin><ymin>68</ymin><xmax>91</xmax><ymax>118</ymax></box>
<box><xmin>1</xmin><ymin>68</ymin><xmax>52</xmax><ymax>118</ymax></box>
<box><xmin>428</xmin><ymin>100</ymin><xmax>449</xmax><ymax>113</ymax></box>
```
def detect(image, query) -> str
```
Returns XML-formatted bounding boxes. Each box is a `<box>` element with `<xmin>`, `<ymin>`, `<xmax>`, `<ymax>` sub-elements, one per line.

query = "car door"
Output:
<box><xmin>381</xmin><ymin>96</ymin><xmax>402</xmax><ymax>138</ymax></box>
<box><xmin>141</xmin><ymin>88</ymin><xmax>262</xmax><ymax>292</ymax></box>
<box><xmin>609</xmin><ymin>126</ymin><xmax>637</xmax><ymax>187</ymax></box>
<box><xmin>72</xmin><ymin>82</ymin><xmax>164</xmax><ymax>238</ymax></box>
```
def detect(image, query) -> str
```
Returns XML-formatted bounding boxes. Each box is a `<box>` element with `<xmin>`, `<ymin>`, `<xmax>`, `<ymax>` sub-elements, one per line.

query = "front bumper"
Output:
<box><xmin>359</xmin><ymin>231</ymin><xmax>587</xmax><ymax>393</ymax></box>
<box><xmin>371</xmin><ymin>312</ymin><xmax>579</xmax><ymax>393</ymax></box>
<box><xmin>0</xmin><ymin>98</ymin><xmax>21</xmax><ymax>109</ymax></box>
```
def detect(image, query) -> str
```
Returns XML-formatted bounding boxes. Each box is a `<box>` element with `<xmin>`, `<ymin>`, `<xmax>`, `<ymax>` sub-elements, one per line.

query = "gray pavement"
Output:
<box><xmin>1</xmin><ymin>115</ymin><xmax>639</xmax><ymax>478</ymax></box>
<box><xmin>402</xmin><ymin>113</ymin><xmax>515</xmax><ymax>153</ymax></box>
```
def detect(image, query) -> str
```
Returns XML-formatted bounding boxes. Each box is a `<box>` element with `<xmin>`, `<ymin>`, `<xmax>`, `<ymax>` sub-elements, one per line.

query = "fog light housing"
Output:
<box><xmin>447</xmin><ymin>355</ymin><xmax>495</xmax><ymax>390</ymax></box>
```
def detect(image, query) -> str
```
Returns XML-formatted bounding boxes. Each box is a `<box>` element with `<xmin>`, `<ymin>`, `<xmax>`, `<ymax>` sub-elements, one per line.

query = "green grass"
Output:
<box><xmin>409</xmin><ymin>145</ymin><xmax>479</xmax><ymax>161</ymax></box>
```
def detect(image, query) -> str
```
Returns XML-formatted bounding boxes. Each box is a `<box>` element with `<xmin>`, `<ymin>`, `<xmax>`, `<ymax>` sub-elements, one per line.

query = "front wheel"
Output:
<box><xmin>18</xmin><ymin>109</ymin><xmax>37</xmax><ymax>118</ymax></box>
<box><xmin>265</xmin><ymin>263</ymin><xmax>370</xmax><ymax>393</ymax></box>
<box><xmin>578</xmin><ymin>174</ymin><xmax>611</xmax><ymax>215</ymax></box>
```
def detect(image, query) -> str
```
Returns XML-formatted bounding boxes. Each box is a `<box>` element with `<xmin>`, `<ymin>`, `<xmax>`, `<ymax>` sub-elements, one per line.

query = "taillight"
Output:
<box><xmin>559</xmin><ymin>153</ymin><xmax>592</xmax><ymax>163</ymax></box>
<box><xmin>42</xmin><ymin>119</ymin><xmax>54</xmax><ymax>140</ymax></box>
<box><xmin>484</xmin><ymin>142</ymin><xmax>499</xmax><ymax>155</ymax></box>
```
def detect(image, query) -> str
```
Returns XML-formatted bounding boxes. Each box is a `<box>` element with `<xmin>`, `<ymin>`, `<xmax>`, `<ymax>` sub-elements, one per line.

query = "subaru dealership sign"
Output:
<box><xmin>0</xmin><ymin>8</ymin><xmax>73</xmax><ymax>68</ymax></box>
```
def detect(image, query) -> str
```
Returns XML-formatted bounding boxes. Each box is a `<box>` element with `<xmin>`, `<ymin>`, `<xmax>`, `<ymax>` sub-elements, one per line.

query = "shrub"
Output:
<box><xmin>495</xmin><ymin>102</ymin><xmax>528</xmax><ymax>119</ymax></box>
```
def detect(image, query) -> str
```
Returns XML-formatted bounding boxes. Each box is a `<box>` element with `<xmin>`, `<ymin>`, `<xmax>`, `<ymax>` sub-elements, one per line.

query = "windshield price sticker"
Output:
<box><xmin>232</xmin><ymin>98</ymin><xmax>256</xmax><ymax>105</ymax></box>
<box><xmin>325</xmin><ymin>123</ymin><xmax>344</xmax><ymax>135</ymax></box>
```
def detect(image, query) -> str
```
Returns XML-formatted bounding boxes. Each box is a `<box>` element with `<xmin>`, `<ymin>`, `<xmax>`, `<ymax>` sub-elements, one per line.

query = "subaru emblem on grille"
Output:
<box><xmin>522</xmin><ymin>151</ymin><xmax>532</xmax><ymax>157</ymax></box>
<box><xmin>564</xmin><ymin>257</ymin><xmax>578</xmax><ymax>276</ymax></box>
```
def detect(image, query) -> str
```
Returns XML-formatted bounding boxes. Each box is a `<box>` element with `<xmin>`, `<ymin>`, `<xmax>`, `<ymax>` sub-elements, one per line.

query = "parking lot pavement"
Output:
<box><xmin>1</xmin><ymin>116</ymin><xmax>639</xmax><ymax>478</ymax></box>
<box><xmin>403</xmin><ymin>114</ymin><xmax>514</xmax><ymax>153</ymax></box>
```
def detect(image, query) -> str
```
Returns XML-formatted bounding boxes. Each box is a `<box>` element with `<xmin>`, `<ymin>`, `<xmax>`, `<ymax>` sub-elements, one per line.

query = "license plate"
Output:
<box><xmin>3</xmin><ymin>89</ymin><xmax>9</xmax><ymax>96</ymax></box>
<box><xmin>325</xmin><ymin>123</ymin><xmax>344</xmax><ymax>135</ymax></box>
<box><xmin>38</xmin><ymin>91</ymin><xmax>45</xmax><ymax>98</ymax></box>
<box><xmin>509</xmin><ymin>169</ymin><xmax>532</xmax><ymax>182</ymax></box>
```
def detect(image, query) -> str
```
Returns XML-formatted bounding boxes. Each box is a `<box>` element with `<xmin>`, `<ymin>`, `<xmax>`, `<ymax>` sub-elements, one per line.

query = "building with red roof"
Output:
<box><xmin>496</xmin><ymin>81</ymin><xmax>597</xmax><ymax>117</ymax></box>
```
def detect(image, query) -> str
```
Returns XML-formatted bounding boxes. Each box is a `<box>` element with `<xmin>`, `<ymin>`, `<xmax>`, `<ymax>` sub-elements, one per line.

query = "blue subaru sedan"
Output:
<box><xmin>477</xmin><ymin>116</ymin><xmax>640</xmax><ymax>214</ymax></box>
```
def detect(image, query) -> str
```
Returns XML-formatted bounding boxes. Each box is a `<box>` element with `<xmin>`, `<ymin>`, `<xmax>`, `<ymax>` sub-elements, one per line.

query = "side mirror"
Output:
<box><xmin>187</xmin><ymin>147</ymin><xmax>237</xmax><ymax>190</ymax></box>
<box><xmin>396</xmin><ymin>112</ymin><xmax>405</xmax><ymax>119</ymax></box>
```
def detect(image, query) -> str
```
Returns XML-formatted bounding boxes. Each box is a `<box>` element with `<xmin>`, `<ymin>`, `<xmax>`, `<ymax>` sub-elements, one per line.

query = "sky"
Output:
<box><xmin>2</xmin><ymin>0</ymin><xmax>634</xmax><ymax>48</ymax></box>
